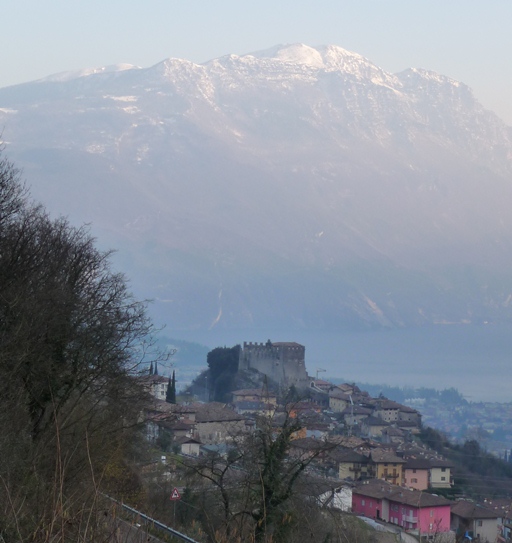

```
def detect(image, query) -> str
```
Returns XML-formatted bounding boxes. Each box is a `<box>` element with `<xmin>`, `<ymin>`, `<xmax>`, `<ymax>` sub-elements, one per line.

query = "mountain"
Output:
<box><xmin>1</xmin><ymin>43</ymin><xmax>512</xmax><ymax>337</ymax></box>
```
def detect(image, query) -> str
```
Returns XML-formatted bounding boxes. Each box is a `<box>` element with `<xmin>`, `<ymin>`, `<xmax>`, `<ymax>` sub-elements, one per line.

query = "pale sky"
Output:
<box><xmin>2</xmin><ymin>1</ymin><xmax>512</xmax><ymax>124</ymax></box>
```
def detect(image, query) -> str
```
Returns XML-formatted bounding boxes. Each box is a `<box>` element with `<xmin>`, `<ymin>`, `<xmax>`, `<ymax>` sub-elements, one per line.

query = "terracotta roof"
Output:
<box><xmin>404</xmin><ymin>458</ymin><xmax>432</xmax><ymax>470</ymax></box>
<box><xmin>354</xmin><ymin>479</ymin><xmax>451</xmax><ymax>508</ymax></box>
<box><xmin>329</xmin><ymin>447</ymin><xmax>369</xmax><ymax>464</ymax></box>
<box><xmin>375</xmin><ymin>399</ymin><xmax>403</xmax><ymax>410</ymax></box>
<box><xmin>175</xmin><ymin>436</ymin><xmax>201</xmax><ymax>445</ymax></box>
<box><xmin>145</xmin><ymin>399</ymin><xmax>196</xmax><ymax>416</ymax></box>
<box><xmin>296</xmin><ymin>475</ymin><xmax>351</xmax><ymax>498</ymax></box>
<box><xmin>193</xmin><ymin>402</ymin><xmax>244</xmax><ymax>423</ymax></box>
<box><xmin>429</xmin><ymin>458</ymin><xmax>454</xmax><ymax>468</ymax></box>
<box><xmin>290</xmin><ymin>437</ymin><xmax>329</xmax><ymax>453</ymax></box>
<box><xmin>329</xmin><ymin>389</ymin><xmax>351</xmax><ymax>400</ymax></box>
<box><xmin>370</xmin><ymin>449</ymin><xmax>406</xmax><ymax>464</ymax></box>
<box><xmin>451</xmin><ymin>500</ymin><xmax>499</xmax><ymax>519</ymax></box>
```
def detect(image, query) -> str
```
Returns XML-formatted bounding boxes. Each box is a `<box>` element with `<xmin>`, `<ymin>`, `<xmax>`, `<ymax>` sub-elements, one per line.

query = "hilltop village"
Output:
<box><xmin>142</xmin><ymin>341</ymin><xmax>512</xmax><ymax>542</ymax></box>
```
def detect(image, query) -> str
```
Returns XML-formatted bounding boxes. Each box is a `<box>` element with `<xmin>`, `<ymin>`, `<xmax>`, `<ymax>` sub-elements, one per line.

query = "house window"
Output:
<box><xmin>429</xmin><ymin>523</ymin><xmax>433</xmax><ymax>531</ymax></box>
<box><xmin>369</xmin><ymin>502</ymin><xmax>372</xmax><ymax>508</ymax></box>
<box><xmin>430</xmin><ymin>509</ymin><xmax>434</xmax><ymax>517</ymax></box>
<box><xmin>441</xmin><ymin>467</ymin><xmax>446</xmax><ymax>472</ymax></box>
<box><xmin>412</xmin><ymin>478</ymin><xmax>418</xmax><ymax>483</ymax></box>
<box><xmin>441</xmin><ymin>476</ymin><xmax>446</xmax><ymax>481</ymax></box>
<box><xmin>477</xmin><ymin>520</ymin><xmax>483</xmax><ymax>527</ymax></box>
<box><xmin>361</xmin><ymin>499</ymin><xmax>365</xmax><ymax>506</ymax></box>
<box><xmin>413</xmin><ymin>469</ymin><xmax>417</xmax><ymax>473</ymax></box>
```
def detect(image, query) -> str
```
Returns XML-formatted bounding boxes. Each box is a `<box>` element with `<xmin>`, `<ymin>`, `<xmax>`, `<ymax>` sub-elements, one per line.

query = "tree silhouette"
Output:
<box><xmin>166</xmin><ymin>370</ymin><xmax>177</xmax><ymax>404</ymax></box>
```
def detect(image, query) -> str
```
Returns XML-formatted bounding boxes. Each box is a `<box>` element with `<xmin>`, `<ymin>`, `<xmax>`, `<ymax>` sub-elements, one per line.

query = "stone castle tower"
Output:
<box><xmin>238</xmin><ymin>340</ymin><xmax>310</xmax><ymax>389</ymax></box>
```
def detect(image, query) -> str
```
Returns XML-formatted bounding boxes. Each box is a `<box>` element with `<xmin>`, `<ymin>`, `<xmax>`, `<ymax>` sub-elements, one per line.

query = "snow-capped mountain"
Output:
<box><xmin>1</xmin><ymin>44</ymin><xmax>512</xmax><ymax>334</ymax></box>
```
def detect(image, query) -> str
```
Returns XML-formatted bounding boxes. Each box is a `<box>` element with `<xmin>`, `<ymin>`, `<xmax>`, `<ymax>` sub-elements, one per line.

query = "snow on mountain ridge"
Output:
<box><xmin>247</xmin><ymin>43</ymin><xmax>325</xmax><ymax>68</ymax></box>
<box><xmin>39</xmin><ymin>63</ymin><xmax>140</xmax><ymax>83</ymax></box>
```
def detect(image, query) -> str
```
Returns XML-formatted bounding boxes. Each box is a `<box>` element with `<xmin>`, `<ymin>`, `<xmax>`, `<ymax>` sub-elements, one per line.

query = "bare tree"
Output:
<box><xmin>182</xmin><ymin>409</ymin><xmax>341</xmax><ymax>543</ymax></box>
<box><xmin>0</xmin><ymin>150</ymin><xmax>158</xmax><ymax>540</ymax></box>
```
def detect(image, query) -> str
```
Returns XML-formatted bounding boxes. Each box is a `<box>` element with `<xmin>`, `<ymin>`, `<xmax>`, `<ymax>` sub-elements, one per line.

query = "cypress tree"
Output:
<box><xmin>166</xmin><ymin>370</ymin><xmax>176</xmax><ymax>404</ymax></box>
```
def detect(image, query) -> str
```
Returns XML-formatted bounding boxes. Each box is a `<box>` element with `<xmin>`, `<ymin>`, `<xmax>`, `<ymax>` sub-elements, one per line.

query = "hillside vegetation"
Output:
<box><xmin>0</xmin><ymin>152</ymin><xmax>157</xmax><ymax>541</ymax></box>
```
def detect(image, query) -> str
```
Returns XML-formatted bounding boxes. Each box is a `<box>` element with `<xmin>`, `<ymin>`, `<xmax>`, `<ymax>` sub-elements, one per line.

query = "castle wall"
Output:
<box><xmin>239</xmin><ymin>340</ymin><xmax>310</xmax><ymax>389</ymax></box>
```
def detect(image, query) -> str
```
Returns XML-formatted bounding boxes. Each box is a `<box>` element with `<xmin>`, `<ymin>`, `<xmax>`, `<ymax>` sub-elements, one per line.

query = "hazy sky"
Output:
<box><xmin>2</xmin><ymin>1</ymin><xmax>512</xmax><ymax>124</ymax></box>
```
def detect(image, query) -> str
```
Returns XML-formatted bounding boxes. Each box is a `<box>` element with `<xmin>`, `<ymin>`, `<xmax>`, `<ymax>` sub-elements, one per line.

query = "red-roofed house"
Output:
<box><xmin>352</xmin><ymin>479</ymin><xmax>452</xmax><ymax>538</ymax></box>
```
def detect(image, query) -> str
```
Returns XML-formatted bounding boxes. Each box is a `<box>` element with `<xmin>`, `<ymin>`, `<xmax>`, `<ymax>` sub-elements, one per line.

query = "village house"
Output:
<box><xmin>192</xmin><ymin>402</ymin><xmax>246</xmax><ymax>445</ymax></box>
<box><xmin>430</xmin><ymin>459</ymin><xmax>454</xmax><ymax>488</ymax></box>
<box><xmin>480</xmin><ymin>498</ymin><xmax>512</xmax><ymax>542</ymax></box>
<box><xmin>233</xmin><ymin>400</ymin><xmax>276</xmax><ymax>417</ymax></box>
<box><xmin>352</xmin><ymin>479</ymin><xmax>453</xmax><ymax>539</ymax></box>
<box><xmin>370</xmin><ymin>449</ymin><xmax>406</xmax><ymax>486</ymax></box>
<box><xmin>381</xmin><ymin>426</ymin><xmax>405</xmax><ymax>444</ymax></box>
<box><xmin>374</xmin><ymin>399</ymin><xmax>403</xmax><ymax>423</ymax></box>
<box><xmin>288</xmin><ymin>437</ymin><xmax>331</xmax><ymax>462</ymax></box>
<box><xmin>361</xmin><ymin>415</ymin><xmax>390</xmax><ymax>439</ymax></box>
<box><xmin>451</xmin><ymin>500</ymin><xmax>500</xmax><ymax>543</ymax></box>
<box><xmin>309</xmin><ymin>379</ymin><xmax>333</xmax><ymax>393</ymax></box>
<box><xmin>398</xmin><ymin>404</ymin><xmax>421</xmax><ymax>424</ymax></box>
<box><xmin>403</xmin><ymin>458</ymin><xmax>431</xmax><ymax>490</ymax></box>
<box><xmin>231</xmin><ymin>388</ymin><xmax>277</xmax><ymax>405</ymax></box>
<box><xmin>140</xmin><ymin>374</ymin><xmax>169</xmax><ymax>401</ymax></box>
<box><xmin>175</xmin><ymin>436</ymin><xmax>202</xmax><ymax>457</ymax></box>
<box><xmin>287</xmin><ymin>400</ymin><xmax>322</xmax><ymax>419</ymax></box>
<box><xmin>298</xmin><ymin>475</ymin><xmax>353</xmax><ymax>512</ymax></box>
<box><xmin>340</xmin><ymin>405</ymin><xmax>373</xmax><ymax>427</ymax></box>
<box><xmin>329</xmin><ymin>447</ymin><xmax>371</xmax><ymax>481</ymax></box>
<box><xmin>328</xmin><ymin>389</ymin><xmax>351</xmax><ymax>413</ymax></box>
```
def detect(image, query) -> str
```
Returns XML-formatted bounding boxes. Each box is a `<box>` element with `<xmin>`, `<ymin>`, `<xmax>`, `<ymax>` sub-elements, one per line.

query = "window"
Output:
<box><xmin>412</xmin><ymin>478</ymin><xmax>418</xmax><ymax>483</ymax></box>
<box><xmin>477</xmin><ymin>520</ymin><xmax>483</xmax><ymax>527</ymax></box>
<box><xmin>413</xmin><ymin>469</ymin><xmax>417</xmax><ymax>473</ymax></box>
<box><xmin>441</xmin><ymin>476</ymin><xmax>446</xmax><ymax>481</ymax></box>
<box><xmin>441</xmin><ymin>467</ymin><xmax>446</xmax><ymax>472</ymax></box>
<box><xmin>361</xmin><ymin>499</ymin><xmax>365</xmax><ymax>506</ymax></box>
<box><xmin>430</xmin><ymin>509</ymin><xmax>434</xmax><ymax>517</ymax></box>
<box><xmin>429</xmin><ymin>523</ymin><xmax>433</xmax><ymax>531</ymax></box>
<box><xmin>369</xmin><ymin>502</ymin><xmax>372</xmax><ymax>508</ymax></box>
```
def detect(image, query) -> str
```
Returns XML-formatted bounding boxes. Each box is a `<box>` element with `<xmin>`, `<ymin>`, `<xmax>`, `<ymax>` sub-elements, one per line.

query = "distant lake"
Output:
<box><xmin>180</xmin><ymin>323</ymin><xmax>512</xmax><ymax>403</ymax></box>
<box><xmin>301</xmin><ymin>324</ymin><xmax>512</xmax><ymax>403</ymax></box>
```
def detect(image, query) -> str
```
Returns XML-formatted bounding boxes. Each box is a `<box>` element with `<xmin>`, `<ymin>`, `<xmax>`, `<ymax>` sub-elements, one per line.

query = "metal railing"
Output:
<box><xmin>104</xmin><ymin>494</ymin><xmax>200</xmax><ymax>543</ymax></box>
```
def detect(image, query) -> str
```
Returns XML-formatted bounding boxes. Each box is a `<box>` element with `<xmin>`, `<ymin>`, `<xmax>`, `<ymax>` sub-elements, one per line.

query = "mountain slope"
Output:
<box><xmin>1</xmin><ymin>44</ymin><xmax>512</xmax><ymax>333</ymax></box>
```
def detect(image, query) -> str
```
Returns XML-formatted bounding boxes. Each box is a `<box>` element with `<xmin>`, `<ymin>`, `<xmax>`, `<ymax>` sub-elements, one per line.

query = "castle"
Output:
<box><xmin>238</xmin><ymin>340</ymin><xmax>310</xmax><ymax>389</ymax></box>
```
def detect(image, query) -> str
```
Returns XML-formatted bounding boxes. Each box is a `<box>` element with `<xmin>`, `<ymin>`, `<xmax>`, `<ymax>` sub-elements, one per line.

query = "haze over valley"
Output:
<box><xmin>2</xmin><ymin>44</ymin><xmax>512</xmax><ymax>400</ymax></box>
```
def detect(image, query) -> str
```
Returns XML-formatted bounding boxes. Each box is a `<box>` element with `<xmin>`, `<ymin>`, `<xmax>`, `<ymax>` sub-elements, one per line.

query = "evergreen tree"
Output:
<box><xmin>166</xmin><ymin>370</ymin><xmax>176</xmax><ymax>404</ymax></box>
